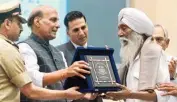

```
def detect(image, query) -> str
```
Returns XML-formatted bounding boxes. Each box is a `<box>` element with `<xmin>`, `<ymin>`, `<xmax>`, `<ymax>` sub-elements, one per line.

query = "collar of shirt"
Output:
<box><xmin>128</xmin><ymin>54</ymin><xmax>140</xmax><ymax>67</ymax></box>
<box><xmin>0</xmin><ymin>34</ymin><xmax>19</xmax><ymax>49</ymax></box>
<box><xmin>135</xmin><ymin>54</ymin><xmax>140</xmax><ymax>61</ymax></box>
<box><xmin>71</xmin><ymin>41</ymin><xmax>87</xmax><ymax>48</ymax></box>
<box><xmin>0</xmin><ymin>34</ymin><xmax>14</xmax><ymax>44</ymax></box>
<box><xmin>31</xmin><ymin>33</ymin><xmax>49</xmax><ymax>46</ymax></box>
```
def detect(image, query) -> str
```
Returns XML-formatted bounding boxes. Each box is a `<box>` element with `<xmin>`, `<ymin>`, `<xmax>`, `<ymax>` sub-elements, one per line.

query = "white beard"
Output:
<box><xmin>119</xmin><ymin>31</ymin><xmax>144</xmax><ymax>67</ymax></box>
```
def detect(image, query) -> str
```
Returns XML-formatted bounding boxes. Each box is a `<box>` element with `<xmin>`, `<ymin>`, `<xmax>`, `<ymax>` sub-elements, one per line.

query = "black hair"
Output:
<box><xmin>64</xmin><ymin>11</ymin><xmax>86</xmax><ymax>29</ymax></box>
<box><xmin>0</xmin><ymin>16</ymin><xmax>14</xmax><ymax>27</ymax></box>
<box><xmin>0</xmin><ymin>20</ymin><xmax>4</xmax><ymax>27</ymax></box>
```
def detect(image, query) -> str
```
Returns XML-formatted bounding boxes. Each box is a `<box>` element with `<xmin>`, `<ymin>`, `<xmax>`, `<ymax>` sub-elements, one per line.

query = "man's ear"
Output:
<box><xmin>66</xmin><ymin>28</ymin><xmax>69</xmax><ymax>36</ymax></box>
<box><xmin>34</xmin><ymin>17</ymin><xmax>41</xmax><ymax>28</ymax></box>
<box><xmin>166</xmin><ymin>38</ymin><xmax>170</xmax><ymax>48</ymax></box>
<box><xmin>4</xmin><ymin>19</ymin><xmax>11</xmax><ymax>30</ymax></box>
<box><xmin>86</xmin><ymin>23</ymin><xmax>88</xmax><ymax>29</ymax></box>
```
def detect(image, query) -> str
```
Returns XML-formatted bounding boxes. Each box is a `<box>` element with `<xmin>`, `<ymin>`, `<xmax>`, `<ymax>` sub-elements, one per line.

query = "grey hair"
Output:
<box><xmin>154</xmin><ymin>24</ymin><xmax>168</xmax><ymax>39</ymax></box>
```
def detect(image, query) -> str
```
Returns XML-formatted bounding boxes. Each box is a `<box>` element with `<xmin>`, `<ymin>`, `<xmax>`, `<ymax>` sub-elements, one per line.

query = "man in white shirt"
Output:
<box><xmin>18</xmin><ymin>6</ymin><xmax>94</xmax><ymax>102</ymax></box>
<box><xmin>56</xmin><ymin>11</ymin><xmax>102</xmax><ymax>102</ymax></box>
<box><xmin>152</xmin><ymin>24</ymin><xmax>177</xmax><ymax>82</ymax></box>
<box><xmin>56</xmin><ymin>11</ymin><xmax>89</xmax><ymax>66</ymax></box>
<box><xmin>152</xmin><ymin>24</ymin><xmax>177</xmax><ymax>101</ymax></box>
<box><xmin>105</xmin><ymin>8</ymin><xmax>170</xmax><ymax>102</ymax></box>
<box><xmin>0</xmin><ymin>0</ymin><xmax>94</xmax><ymax>102</ymax></box>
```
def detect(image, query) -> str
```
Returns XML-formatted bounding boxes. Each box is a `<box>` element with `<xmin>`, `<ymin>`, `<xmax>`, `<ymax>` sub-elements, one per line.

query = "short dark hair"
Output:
<box><xmin>27</xmin><ymin>10</ymin><xmax>43</xmax><ymax>28</ymax></box>
<box><xmin>0</xmin><ymin>16</ymin><xmax>15</xmax><ymax>27</ymax></box>
<box><xmin>64</xmin><ymin>11</ymin><xmax>86</xmax><ymax>29</ymax></box>
<box><xmin>0</xmin><ymin>19</ymin><xmax>4</xmax><ymax>27</ymax></box>
<box><xmin>0</xmin><ymin>15</ymin><xmax>12</xmax><ymax>26</ymax></box>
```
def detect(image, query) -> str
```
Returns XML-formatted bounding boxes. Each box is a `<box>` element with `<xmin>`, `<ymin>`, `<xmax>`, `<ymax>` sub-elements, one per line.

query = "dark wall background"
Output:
<box><xmin>67</xmin><ymin>0</ymin><xmax>126</xmax><ymax>63</ymax></box>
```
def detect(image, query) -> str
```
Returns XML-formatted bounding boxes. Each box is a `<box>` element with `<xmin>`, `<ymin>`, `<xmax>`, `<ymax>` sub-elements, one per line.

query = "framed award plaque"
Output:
<box><xmin>63</xmin><ymin>47</ymin><xmax>121</xmax><ymax>92</ymax></box>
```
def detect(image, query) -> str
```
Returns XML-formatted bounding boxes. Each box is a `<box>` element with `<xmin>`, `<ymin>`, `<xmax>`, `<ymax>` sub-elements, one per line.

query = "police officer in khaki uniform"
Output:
<box><xmin>0</xmin><ymin>0</ymin><xmax>94</xmax><ymax>102</ymax></box>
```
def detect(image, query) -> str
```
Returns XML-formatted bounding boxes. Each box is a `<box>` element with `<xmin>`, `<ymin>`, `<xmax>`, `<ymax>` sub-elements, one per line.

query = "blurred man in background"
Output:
<box><xmin>152</xmin><ymin>24</ymin><xmax>177</xmax><ymax>82</ymax></box>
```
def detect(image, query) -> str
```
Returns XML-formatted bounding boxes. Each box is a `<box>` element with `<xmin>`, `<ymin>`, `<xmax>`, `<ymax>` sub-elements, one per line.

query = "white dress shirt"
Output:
<box><xmin>18</xmin><ymin>43</ymin><xmax>67</xmax><ymax>87</ymax></box>
<box><xmin>71</xmin><ymin>41</ymin><xmax>87</xmax><ymax>48</ymax></box>
<box><xmin>168</xmin><ymin>96</ymin><xmax>177</xmax><ymax>102</ymax></box>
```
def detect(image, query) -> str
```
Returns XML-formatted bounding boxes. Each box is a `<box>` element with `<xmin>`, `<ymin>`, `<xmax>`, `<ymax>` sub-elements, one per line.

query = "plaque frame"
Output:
<box><xmin>63</xmin><ymin>47</ymin><xmax>121</xmax><ymax>92</ymax></box>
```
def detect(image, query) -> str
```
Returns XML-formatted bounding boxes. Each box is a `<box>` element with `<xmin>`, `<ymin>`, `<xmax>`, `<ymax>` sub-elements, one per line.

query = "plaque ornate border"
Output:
<box><xmin>85</xmin><ymin>55</ymin><xmax>117</xmax><ymax>88</ymax></box>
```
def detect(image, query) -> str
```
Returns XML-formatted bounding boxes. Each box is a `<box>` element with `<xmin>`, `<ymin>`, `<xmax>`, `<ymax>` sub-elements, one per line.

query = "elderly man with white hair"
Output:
<box><xmin>152</xmin><ymin>24</ymin><xmax>177</xmax><ymax>101</ymax></box>
<box><xmin>105</xmin><ymin>8</ymin><xmax>170</xmax><ymax>102</ymax></box>
<box><xmin>152</xmin><ymin>24</ymin><xmax>177</xmax><ymax>82</ymax></box>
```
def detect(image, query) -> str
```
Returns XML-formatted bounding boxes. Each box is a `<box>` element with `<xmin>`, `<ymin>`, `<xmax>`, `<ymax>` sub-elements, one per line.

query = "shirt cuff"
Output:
<box><xmin>171</xmin><ymin>79</ymin><xmax>177</xmax><ymax>84</ymax></box>
<box><xmin>11</xmin><ymin>71</ymin><xmax>32</xmax><ymax>88</ymax></box>
<box><xmin>154</xmin><ymin>89</ymin><xmax>170</xmax><ymax>102</ymax></box>
<box><xmin>27</xmin><ymin>70</ymin><xmax>44</xmax><ymax>87</ymax></box>
<box><xmin>168</xmin><ymin>96</ymin><xmax>177</xmax><ymax>101</ymax></box>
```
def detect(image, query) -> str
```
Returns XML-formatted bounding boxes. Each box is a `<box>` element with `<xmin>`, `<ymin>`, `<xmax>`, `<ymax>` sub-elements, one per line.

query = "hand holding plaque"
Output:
<box><xmin>64</xmin><ymin>47</ymin><xmax>121</xmax><ymax>92</ymax></box>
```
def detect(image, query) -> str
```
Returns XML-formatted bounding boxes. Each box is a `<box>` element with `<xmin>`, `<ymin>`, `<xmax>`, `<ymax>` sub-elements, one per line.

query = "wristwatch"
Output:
<box><xmin>170</xmin><ymin>73</ymin><xmax>176</xmax><ymax>80</ymax></box>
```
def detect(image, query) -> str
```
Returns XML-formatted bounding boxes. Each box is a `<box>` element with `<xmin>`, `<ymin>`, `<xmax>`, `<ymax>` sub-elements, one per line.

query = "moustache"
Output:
<box><xmin>119</xmin><ymin>37</ymin><xmax>129</xmax><ymax>46</ymax></box>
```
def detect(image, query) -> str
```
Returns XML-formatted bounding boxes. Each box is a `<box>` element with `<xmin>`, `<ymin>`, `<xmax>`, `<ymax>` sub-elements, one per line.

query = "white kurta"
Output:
<box><xmin>126</xmin><ymin>51</ymin><xmax>170</xmax><ymax>102</ymax></box>
<box><xmin>168</xmin><ymin>96</ymin><xmax>177</xmax><ymax>102</ymax></box>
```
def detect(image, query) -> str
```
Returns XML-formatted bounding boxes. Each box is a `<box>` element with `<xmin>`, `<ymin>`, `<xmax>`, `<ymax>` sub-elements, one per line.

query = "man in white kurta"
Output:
<box><xmin>152</xmin><ymin>24</ymin><xmax>177</xmax><ymax>83</ymax></box>
<box><xmin>105</xmin><ymin>8</ymin><xmax>170</xmax><ymax>102</ymax></box>
<box><xmin>152</xmin><ymin>25</ymin><xmax>177</xmax><ymax>101</ymax></box>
